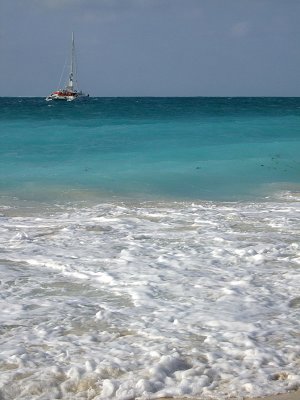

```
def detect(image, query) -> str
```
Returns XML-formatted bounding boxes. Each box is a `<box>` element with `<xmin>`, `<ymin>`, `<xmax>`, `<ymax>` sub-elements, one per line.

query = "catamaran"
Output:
<box><xmin>46</xmin><ymin>33</ymin><xmax>89</xmax><ymax>101</ymax></box>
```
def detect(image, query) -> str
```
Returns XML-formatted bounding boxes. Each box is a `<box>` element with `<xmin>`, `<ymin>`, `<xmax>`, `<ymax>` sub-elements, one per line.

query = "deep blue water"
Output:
<box><xmin>1</xmin><ymin>97</ymin><xmax>300</xmax><ymax>202</ymax></box>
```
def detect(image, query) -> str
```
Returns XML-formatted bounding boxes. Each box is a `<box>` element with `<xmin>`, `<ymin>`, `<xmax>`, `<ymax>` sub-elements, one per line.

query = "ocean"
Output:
<box><xmin>0</xmin><ymin>97</ymin><xmax>300</xmax><ymax>399</ymax></box>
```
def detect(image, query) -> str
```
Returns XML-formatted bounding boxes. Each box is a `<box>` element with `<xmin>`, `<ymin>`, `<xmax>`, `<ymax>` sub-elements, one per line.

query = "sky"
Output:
<box><xmin>0</xmin><ymin>0</ymin><xmax>300</xmax><ymax>97</ymax></box>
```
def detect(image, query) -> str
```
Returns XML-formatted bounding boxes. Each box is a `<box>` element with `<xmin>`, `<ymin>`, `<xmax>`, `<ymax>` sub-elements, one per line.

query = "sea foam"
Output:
<box><xmin>0</xmin><ymin>196</ymin><xmax>300</xmax><ymax>399</ymax></box>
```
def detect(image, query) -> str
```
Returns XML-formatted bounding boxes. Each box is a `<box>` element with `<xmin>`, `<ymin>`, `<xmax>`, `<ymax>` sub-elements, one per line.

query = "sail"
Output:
<box><xmin>66</xmin><ymin>32</ymin><xmax>75</xmax><ymax>91</ymax></box>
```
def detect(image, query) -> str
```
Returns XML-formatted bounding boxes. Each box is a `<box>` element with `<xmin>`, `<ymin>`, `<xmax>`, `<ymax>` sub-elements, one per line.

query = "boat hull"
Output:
<box><xmin>45</xmin><ymin>89</ymin><xmax>89</xmax><ymax>102</ymax></box>
<box><xmin>45</xmin><ymin>93</ymin><xmax>89</xmax><ymax>102</ymax></box>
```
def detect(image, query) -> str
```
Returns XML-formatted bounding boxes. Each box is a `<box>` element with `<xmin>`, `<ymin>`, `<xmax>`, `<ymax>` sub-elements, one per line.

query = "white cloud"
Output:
<box><xmin>230</xmin><ymin>21</ymin><xmax>250</xmax><ymax>37</ymax></box>
<box><xmin>34</xmin><ymin>0</ymin><xmax>200</xmax><ymax>13</ymax></box>
<box><xmin>32</xmin><ymin>0</ymin><xmax>202</xmax><ymax>24</ymax></box>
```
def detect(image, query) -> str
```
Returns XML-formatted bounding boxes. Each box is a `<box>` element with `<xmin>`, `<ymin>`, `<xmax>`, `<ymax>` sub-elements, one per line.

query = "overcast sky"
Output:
<box><xmin>1</xmin><ymin>0</ymin><xmax>300</xmax><ymax>97</ymax></box>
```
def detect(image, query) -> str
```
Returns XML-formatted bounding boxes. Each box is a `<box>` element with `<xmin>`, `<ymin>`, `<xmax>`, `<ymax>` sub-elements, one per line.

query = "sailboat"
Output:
<box><xmin>46</xmin><ymin>33</ymin><xmax>89</xmax><ymax>101</ymax></box>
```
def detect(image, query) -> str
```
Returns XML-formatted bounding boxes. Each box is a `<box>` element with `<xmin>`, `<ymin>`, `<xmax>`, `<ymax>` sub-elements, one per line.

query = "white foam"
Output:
<box><xmin>0</xmin><ymin>197</ymin><xmax>300</xmax><ymax>399</ymax></box>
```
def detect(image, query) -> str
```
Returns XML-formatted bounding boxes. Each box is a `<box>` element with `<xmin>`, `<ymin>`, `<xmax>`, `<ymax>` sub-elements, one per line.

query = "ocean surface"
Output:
<box><xmin>0</xmin><ymin>97</ymin><xmax>300</xmax><ymax>399</ymax></box>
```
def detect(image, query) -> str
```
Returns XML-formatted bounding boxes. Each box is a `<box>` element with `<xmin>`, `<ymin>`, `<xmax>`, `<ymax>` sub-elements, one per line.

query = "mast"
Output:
<box><xmin>67</xmin><ymin>32</ymin><xmax>75</xmax><ymax>91</ymax></box>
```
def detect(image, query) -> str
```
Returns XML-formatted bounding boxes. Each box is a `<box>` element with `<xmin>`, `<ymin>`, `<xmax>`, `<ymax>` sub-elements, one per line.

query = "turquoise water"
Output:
<box><xmin>1</xmin><ymin>97</ymin><xmax>300</xmax><ymax>202</ymax></box>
